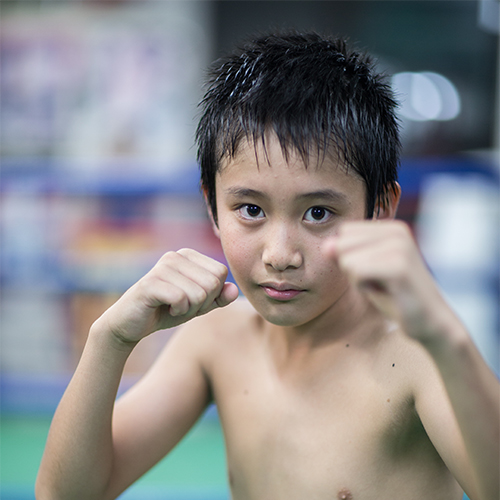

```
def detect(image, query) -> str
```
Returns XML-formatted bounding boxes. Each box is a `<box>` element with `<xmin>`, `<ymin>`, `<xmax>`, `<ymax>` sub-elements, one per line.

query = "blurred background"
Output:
<box><xmin>1</xmin><ymin>1</ymin><xmax>498</xmax><ymax>499</ymax></box>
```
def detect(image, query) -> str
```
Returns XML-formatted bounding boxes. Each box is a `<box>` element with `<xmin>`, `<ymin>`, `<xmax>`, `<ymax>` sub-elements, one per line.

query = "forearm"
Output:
<box><xmin>36</xmin><ymin>322</ymin><xmax>134</xmax><ymax>500</ymax></box>
<box><xmin>35</xmin><ymin>249</ymin><xmax>237</xmax><ymax>500</ymax></box>
<box><xmin>423</xmin><ymin>320</ymin><xmax>500</xmax><ymax>500</ymax></box>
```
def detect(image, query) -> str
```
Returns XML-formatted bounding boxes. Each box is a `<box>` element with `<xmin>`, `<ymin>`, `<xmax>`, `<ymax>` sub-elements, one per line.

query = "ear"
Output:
<box><xmin>373</xmin><ymin>182</ymin><xmax>401</xmax><ymax>220</ymax></box>
<box><xmin>202</xmin><ymin>188</ymin><xmax>220</xmax><ymax>238</ymax></box>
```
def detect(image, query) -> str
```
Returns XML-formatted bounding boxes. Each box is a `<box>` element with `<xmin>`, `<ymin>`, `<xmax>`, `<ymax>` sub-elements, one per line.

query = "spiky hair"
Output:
<box><xmin>196</xmin><ymin>31</ymin><xmax>401</xmax><ymax>220</ymax></box>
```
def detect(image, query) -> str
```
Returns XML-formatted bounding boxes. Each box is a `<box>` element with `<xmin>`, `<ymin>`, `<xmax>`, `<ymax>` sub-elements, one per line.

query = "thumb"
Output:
<box><xmin>215</xmin><ymin>282</ymin><xmax>239</xmax><ymax>308</ymax></box>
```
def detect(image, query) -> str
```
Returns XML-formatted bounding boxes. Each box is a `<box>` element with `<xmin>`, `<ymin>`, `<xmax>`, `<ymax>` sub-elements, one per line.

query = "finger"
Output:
<box><xmin>337</xmin><ymin>245</ymin><xmax>401</xmax><ymax>287</ymax></box>
<box><xmin>336</xmin><ymin>224</ymin><xmax>387</xmax><ymax>255</ymax></box>
<box><xmin>216</xmin><ymin>282</ymin><xmax>239</xmax><ymax>307</ymax></box>
<box><xmin>333</xmin><ymin>247</ymin><xmax>400</xmax><ymax>320</ymax></box>
<box><xmin>179</xmin><ymin>264</ymin><xmax>228</xmax><ymax>314</ymax></box>
<box><xmin>167</xmin><ymin>287</ymin><xmax>190</xmax><ymax>317</ymax></box>
<box><xmin>139</xmin><ymin>278</ymin><xmax>190</xmax><ymax>317</ymax></box>
<box><xmin>196</xmin><ymin>282</ymin><xmax>239</xmax><ymax>317</ymax></box>
<box><xmin>177</xmin><ymin>248</ymin><xmax>229</xmax><ymax>282</ymax></box>
<box><xmin>143</xmin><ymin>263</ymin><xmax>212</xmax><ymax>317</ymax></box>
<box><xmin>161</xmin><ymin>270</ymin><xmax>217</xmax><ymax>317</ymax></box>
<box><xmin>322</xmin><ymin>222</ymin><xmax>379</xmax><ymax>263</ymax></box>
<box><xmin>158</xmin><ymin>251</ymin><xmax>227</xmax><ymax>314</ymax></box>
<box><xmin>358</xmin><ymin>279</ymin><xmax>388</xmax><ymax>294</ymax></box>
<box><xmin>175</xmin><ymin>249</ymin><xmax>230</xmax><ymax>311</ymax></box>
<box><xmin>337</xmin><ymin>220</ymin><xmax>413</xmax><ymax>253</ymax></box>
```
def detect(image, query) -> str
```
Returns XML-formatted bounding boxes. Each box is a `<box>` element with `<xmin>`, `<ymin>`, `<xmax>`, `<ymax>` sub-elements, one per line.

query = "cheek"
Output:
<box><xmin>315</xmin><ymin>243</ymin><xmax>347</xmax><ymax>286</ymax></box>
<box><xmin>219</xmin><ymin>232</ymin><xmax>256</xmax><ymax>277</ymax></box>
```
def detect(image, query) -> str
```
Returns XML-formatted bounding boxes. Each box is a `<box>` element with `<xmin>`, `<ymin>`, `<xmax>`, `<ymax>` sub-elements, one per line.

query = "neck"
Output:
<box><xmin>264</xmin><ymin>287</ymin><xmax>385</xmax><ymax>361</ymax></box>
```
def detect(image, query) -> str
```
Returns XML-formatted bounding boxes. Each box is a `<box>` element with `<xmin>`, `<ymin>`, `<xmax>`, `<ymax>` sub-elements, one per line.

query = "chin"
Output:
<box><xmin>263</xmin><ymin>314</ymin><xmax>304</xmax><ymax>327</ymax></box>
<box><xmin>252</xmin><ymin>300</ymin><xmax>322</xmax><ymax>328</ymax></box>
<box><xmin>240</xmin><ymin>284</ymin><xmax>341</xmax><ymax>329</ymax></box>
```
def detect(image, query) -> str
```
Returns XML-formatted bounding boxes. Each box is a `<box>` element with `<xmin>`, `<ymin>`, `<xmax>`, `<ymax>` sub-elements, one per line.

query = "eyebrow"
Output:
<box><xmin>224</xmin><ymin>187</ymin><xmax>349</xmax><ymax>205</ymax></box>
<box><xmin>297</xmin><ymin>189</ymin><xmax>349</xmax><ymax>205</ymax></box>
<box><xmin>224</xmin><ymin>187</ymin><xmax>266</xmax><ymax>199</ymax></box>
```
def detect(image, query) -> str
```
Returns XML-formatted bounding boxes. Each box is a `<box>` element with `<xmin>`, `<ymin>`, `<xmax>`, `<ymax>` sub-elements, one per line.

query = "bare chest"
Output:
<box><xmin>209</xmin><ymin>344</ymin><xmax>452</xmax><ymax>500</ymax></box>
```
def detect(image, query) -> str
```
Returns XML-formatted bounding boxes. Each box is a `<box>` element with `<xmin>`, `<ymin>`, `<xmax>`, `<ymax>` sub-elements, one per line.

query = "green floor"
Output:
<box><xmin>0</xmin><ymin>414</ymin><xmax>229</xmax><ymax>500</ymax></box>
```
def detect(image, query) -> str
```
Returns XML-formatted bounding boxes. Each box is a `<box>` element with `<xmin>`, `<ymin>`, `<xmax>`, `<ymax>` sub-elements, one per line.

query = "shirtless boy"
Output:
<box><xmin>36</xmin><ymin>32</ymin><xmax>499</xmax><ymax>500</ymax></box>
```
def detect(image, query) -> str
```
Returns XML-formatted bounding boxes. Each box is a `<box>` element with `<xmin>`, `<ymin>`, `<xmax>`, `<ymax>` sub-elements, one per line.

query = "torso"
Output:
<box><xmin>199</xmin><ymin>300</ymin><xmax>462</xmax><ymax>500</ymax></box>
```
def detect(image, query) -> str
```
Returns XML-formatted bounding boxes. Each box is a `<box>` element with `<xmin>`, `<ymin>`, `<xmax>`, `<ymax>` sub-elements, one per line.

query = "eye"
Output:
<box><xmin>238</xmin><ymin>204</ymin><xmax>264</xmax><ymax>220</ymax></box>
<box><xmin>303</xmin><ymin>206</ymin><xmax>332</xmax><ymax>223</ymax></box>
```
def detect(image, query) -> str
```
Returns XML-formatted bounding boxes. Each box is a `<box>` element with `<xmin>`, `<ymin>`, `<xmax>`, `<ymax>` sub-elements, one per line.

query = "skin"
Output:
<box><xmin>36</xmin><ymin>136</ymin><xmax>499</xmax><ymax>500</ymax></box>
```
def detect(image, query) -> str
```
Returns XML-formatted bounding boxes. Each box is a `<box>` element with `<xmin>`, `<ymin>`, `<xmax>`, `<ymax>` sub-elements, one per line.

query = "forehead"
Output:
<box><xmin>217</xmin><ymin>134</ymin><xmax>365</xmax><ymax>195</ymax></box>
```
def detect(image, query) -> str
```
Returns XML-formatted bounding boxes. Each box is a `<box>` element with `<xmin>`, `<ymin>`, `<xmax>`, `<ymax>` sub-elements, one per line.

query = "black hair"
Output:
<box><xmin>196</xmin><ymin>30</ymin><xmax>401</xmax><ymax>221</ymax></box>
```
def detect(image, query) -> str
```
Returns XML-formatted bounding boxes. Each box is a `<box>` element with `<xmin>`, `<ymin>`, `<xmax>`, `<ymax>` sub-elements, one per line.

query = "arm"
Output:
<box><xmin>329</xmin><ymin>220</ymin><xmax>499</xmax><ymax>500</ymax></box>
<box><xmin>414</xmin><ymin>320</ymin><xmax>499</xmax><ymax>500</ymax></box>
<box><xmin>35</xmin><ymin>249</ymin><xmax>238</xmax><ymax>500</ymax></box>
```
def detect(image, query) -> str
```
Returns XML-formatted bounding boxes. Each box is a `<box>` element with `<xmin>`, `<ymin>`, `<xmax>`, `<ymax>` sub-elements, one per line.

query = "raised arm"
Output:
<box><xmin>328</xmin><ymin>220</ymin><xmax>499</xmax><ymax>500</ymax></box>
<box><xmin>35</xmin><ymin>249</ymin><xmax>238</xmax><ymax>500</ymax></box>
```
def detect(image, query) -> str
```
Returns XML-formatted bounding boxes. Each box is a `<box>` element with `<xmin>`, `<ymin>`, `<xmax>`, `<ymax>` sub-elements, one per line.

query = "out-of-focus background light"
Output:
<box><xmin>0</xmin><ymin>2</ymin><xmax>498</xmax><ymax>500</ymax></box>
<box><xmin>392</xmin><ymin>71</ymin><xmax>461</xmax><ymax>121</ymax></box>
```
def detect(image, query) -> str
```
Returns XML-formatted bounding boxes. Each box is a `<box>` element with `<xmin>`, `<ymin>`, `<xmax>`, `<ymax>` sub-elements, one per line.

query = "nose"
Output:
<box><xmin>261</xmin><ymin>224</ymin><xmax>303</xmax><ymax>271</ymax></box>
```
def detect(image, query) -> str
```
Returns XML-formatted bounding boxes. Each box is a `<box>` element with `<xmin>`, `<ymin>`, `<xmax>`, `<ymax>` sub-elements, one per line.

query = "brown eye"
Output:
<box><xmin>239</xmin><ymin>204</ymin><xmax>264</xmax><ymax>219</ymax></box>
<box><xmin>246</xmin><ymin>205</ymin><xmax>261</xmax><ymax>216</ymax></box>
<box><xmin>304</xmin><ymin>206</ymin><xmax>331</xmax><ymax>223</ymax></box>
<box><xmin>312</xmin><ymin>207</ymin><xmax>326</xmax><ymax>220</ymax></box>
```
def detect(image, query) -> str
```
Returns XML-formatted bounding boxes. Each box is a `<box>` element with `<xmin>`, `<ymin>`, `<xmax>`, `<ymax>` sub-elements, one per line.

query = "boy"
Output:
<box><xmin>36</xmin><ymin>32</ymin><xmax>499</xmax><ymax>500</ymax></box>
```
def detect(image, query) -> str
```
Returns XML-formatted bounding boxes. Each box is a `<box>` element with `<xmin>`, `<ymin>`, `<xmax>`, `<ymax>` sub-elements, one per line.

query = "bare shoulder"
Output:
<box><xmin>166</xmin><ymin>297</ymin><xmax>261</xmax><ymax>357</ymax></box>
<box><xmin>202</xmin><ymin>297</ymin><xmax>260</xmax><ymax>336</ymax></box>
<box><xmin>183</xmin><ymin>296</ymin><xmax>259</xmax><ymax>335</ymax></box>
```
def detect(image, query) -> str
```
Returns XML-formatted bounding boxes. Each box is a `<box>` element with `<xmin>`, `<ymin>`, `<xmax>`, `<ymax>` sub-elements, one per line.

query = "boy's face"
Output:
<box><xmin>214</xmin><ymin>135</ymin><xmax>368</xmax><ymax>329</ymax></box>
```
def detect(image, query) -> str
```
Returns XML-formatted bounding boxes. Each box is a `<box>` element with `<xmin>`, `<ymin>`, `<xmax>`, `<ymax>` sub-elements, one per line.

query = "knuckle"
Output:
<box><xmin>214</xmin><ymin>262</ymin><xmax>228</xmax><ymax>280</ymax></box>
<box><xmin>205</xmin><ymin>273</ymin><xmax>222</xmax><ymax>292</ymax></box>
<box><xmin>177</xmin><ymin>248</ymin><xmax>194</xmax><ymax>258</ymax></box>
<box><xmin>393</xmin><ymin>220</ymin><xmax>412</xmax><ymax>239</ymax></box>
<box><xmin>169</xmin><ymin>287</ymin><xmax>187</xmax><ymax>305</ymax></box>
<box><xmin>171</xmin><ymin>294</ymin><xmax>189</xmax><ymax>315</ymax></box>
<box><xmin>192</xmin><ymin>286</ymin><xmax>208</xmax><ymax>306</ymax></box>
<box><xmin>136</xmin><ymin>273</ymin><xmax>156</xmax><ymax>294</ymax></box>
<box><xmin>159</xmin><ymin>251</ymin><xmax>179</xmax><ymax>265</ymax></box>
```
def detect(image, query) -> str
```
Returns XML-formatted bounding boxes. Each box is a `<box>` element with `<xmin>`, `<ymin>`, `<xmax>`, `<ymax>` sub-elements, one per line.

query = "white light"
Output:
<box><xmin>422</xmin><ymin>72</ymin><xmax>461</xmax><ymax>120</ymax></box>
<box><xmin>392</xmin><ymin>71</ymin><xmax>461</xmax><ymax>122</ymax></box>
<box><xmin>411</xmin><ymin>73</ymin><xmax>442</xmax><ymax>120</ymax></box>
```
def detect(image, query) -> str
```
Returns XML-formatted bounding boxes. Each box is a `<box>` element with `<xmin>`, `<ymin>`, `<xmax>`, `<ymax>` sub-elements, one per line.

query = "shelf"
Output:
<box><xmin>1</xmin><ymin>155</ymin><xmax>498</xmax><ymax>197</ymax></box>
<box><xmin>0</xmin><ymin>159</ymin><xmax>202</xmax><ymax>196</ymax></box>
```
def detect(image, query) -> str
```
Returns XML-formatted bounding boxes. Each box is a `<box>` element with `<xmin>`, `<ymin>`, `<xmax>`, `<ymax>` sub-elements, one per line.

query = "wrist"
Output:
<box><xmin>418</xmin><ymin>310</ymin><xmax>470</xmax><ymax>359</ymax></box>
<box><xmin>89</xmin><ymin>317</ymin><xmax>139</xmax><ymax>355</ymax></box>
<box><xmin>407</xmin><ymin>278</ymin><xmax>469</xmax><ymax>350</ymax></box>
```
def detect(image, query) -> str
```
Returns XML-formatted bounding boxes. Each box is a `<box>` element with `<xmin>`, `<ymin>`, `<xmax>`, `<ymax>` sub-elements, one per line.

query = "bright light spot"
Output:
<box><xmin>422</xmin><ymin>72</ymin><xmax>461</xmax><ymax>120</ymax></box>
<box><xmin>392</xmin><ymin>71</ymin><xmax>461</xmax><ymax>122</ymax></box>
<box><xmin>411</xmin><ymin>73</ymin><xmax>442</xmax><ymax>120</ymax></box>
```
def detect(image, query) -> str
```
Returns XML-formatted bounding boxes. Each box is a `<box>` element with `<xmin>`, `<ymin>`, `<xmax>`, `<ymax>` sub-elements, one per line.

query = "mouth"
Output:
<box><xmin>259</xmin><ymin>282</ymin><xmax>306</xmax><ymax>301</ymax></box>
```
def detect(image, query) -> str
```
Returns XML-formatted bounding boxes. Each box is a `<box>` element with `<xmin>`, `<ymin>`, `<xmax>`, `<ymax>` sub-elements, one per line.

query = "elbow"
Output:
<box><xmin>34</xmin><ymin>474</ymin><xmax>95</xmax><ymax>500</ymax></box>
<box><xmin>35</xmin><ymin>472</ymin><xmax>67</xmax><ymax>500</ymax></box>
<box><xmin>35</xmin><ymin>474</ymin><xmax>55</xmax><ymax>500</ymax></box>
<box><xmin>35</xmin><ymin>473</ymin><xmax>114</xmax><ymax>500</ymax></box>
<box><xmin>35</xmin><ymin>460</ymin><xmax>66</xmax><ymax>500</ymax></box>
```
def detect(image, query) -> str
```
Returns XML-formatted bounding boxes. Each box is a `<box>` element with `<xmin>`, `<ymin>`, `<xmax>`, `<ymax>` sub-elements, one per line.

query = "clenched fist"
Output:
<box><xmin>325</xmin><ymin>220</ymin><xmax>456</xmax><ymax>344</ymax></box>
<box><xmin>93</xmin><ymin>249</ymin><xmax>239</xmax><ymax>345</ymax></box>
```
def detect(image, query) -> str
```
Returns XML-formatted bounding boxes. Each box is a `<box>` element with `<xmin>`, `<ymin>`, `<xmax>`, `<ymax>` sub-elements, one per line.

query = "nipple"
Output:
<box><xmin>337</xmin><ymin>488</ymin><xmax>353</xmax><ymax>500</ymax></box>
